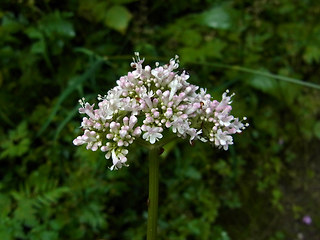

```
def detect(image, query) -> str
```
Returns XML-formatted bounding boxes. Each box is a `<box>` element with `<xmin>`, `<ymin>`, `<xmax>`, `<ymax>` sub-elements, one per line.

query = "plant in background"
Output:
<box><xmin>73</xmin><ymin>53</ymin><xmax>248</xmax><ymax>239</ymax></box>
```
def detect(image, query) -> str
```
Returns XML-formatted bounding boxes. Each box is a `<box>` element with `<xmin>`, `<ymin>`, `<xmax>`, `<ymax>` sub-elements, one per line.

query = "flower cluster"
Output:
<box><xmin>73</xmin><ymin>53</ymin><xmax>248</xmax><ymax>170</ymax></box>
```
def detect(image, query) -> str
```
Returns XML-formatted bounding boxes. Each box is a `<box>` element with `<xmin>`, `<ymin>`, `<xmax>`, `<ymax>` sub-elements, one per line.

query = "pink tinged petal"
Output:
<box><xmin>105</xmin><ymin>152</ymin><xmax>111</xmax><ymax>159</ymax></box>
<box><xmin>165</xmin><ymin>108</ymin><xmax>173</xmax><ymax>118</ymax></box>
<box><xmin>123</xmin><ymin>117</ymin><xmax>129</xmax><ymax>125</ymax></box>
<box><xmin>133</xmin><ymin>127</ymin><xmax>142</xmax><ymax>136</ymax></box>
<box><xmin>79</xmin><ymin>103</ymin><xmax>97</xmax><ymax>120</ymax></box>
<box><xmin>117</xmin><ymin>140</ymin><xmax>124</xmax><ymax>147</ymax></box>
<box><xmin>120</xmin><ymin>156</ymin><xmax>127</xmax><ymax>163</ymax></box>
<box><xmin>101</xmin><ymin>146</ymin><xmax>107</xmax><ymax>152</ymax></box>
<box><xmin>73</xmin><ymin>137</ymin><xmax>85</xmax><ymax>145</ymax></box>
<box><xmin>119</xmin><ymin>130</ymin><xmax>127</xmax><ymax>138</ymax></box>
<box><xmin>162</xmin><ymin>90</ymin><xmax>170</xmax><ymax>102</ymax></box>
<box><xmin>129</xmin><ymin>115</ymin><xmax>138</xmax><ymax>128</ymax></box>
<box><xmin>141</xmin><ymin>125</ymin><xmax>147</xmax><ymax>131</ymax></box>
<box><xmin>156</xmin><ymin>90</ymin><xmax>162</xmax><ymax>96</ymax></box>
<box><xmin>152</xmin><ymin>98</ymin><xmax>158</xmax><ymax>105</ymax></box>
<box><xmin>145</xmin><ymin>65</ymin><xmax>151</xmax><ymax>72</ymax></box>
<box><xmin>94</xmin><ymin>123</ymin><xmax>101</xmax><ymax>130</ymax></box>
<box><xmin>181</xmin><ymin>114</ymin><xmax>188</xmax><ymax>119</ymax></box>
<box><xmin>205</xmin><ymin>108</ymin><xmax>212</xmax><ymax>115</ymax></box>
<box><xmin>228</xmin><ymin>128</ymin><xmax>237</xmax><ymax>134</ymax></box>
<box><xmin>91</xmin><ymin>143</ymin><xmax>99</xmax><ymax>151</ymax></box>
<box><xmin>153</xmin><ymin>111</ymin><xmax>160</xmax><ymax>118</ymax></box>
<box><xmin>110</xmin><ymin>122</ymin><xmax>118</xmax><ymax>131</ymax></box>
<box><xmin>82</xmin><ymin>135</ymin><xmax>89</xmax><ymax>141</ymax></box>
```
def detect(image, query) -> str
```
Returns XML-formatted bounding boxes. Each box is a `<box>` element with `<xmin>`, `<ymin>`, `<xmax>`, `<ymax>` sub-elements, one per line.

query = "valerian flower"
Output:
<box><xmin>73</xmin><ymin>53</ymin><xmax>248</xmax><ymax>170</ymax></box>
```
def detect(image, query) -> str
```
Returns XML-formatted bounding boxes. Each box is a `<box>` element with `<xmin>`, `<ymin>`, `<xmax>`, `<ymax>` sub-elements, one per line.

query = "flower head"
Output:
<box><xmin>73</xmin><ymin>53</ymin><xmax>248</xmax><ymax>169</ymax></box>
<box><xmin>302</xmin><ymin>215</ymin><xmax>312</xmax><ymax>225</ymax></box>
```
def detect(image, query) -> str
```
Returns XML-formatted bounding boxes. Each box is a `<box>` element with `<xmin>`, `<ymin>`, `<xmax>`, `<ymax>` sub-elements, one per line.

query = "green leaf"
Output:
<box><xmin>14</xmin><ymin>199</ymin><xmax>38</xmax><ymax>226</ymax></box>
<box><xmin>25</xmin><ymin>28</ymin><xmax>43</xmax><ymax>40</ymax></box>
<box><xmin>30</xmin><ymin>40</ymin><xmax>46</xmax><ymax>55</ymax></box>
<box><xmin>0</xmin><ymin>194</ymin><xmax>11</xmax><ymax>217</ymax></box>
<box><xmin>0</xmin><ymin>225</ymin><xmax>12</xmax><ymax>240</ymax></box>
<box><xmin>39</xmin><ymin>11</ymin><xmax>75</xmax><ymax>38</ymax></box>
<box><xmin>200</xmin><ymin>39</ymin><xmax>226</xmax><ymax>59</ymax></box>
<box><xmin>314</xmin><ymin>121</ymin><xmax>320</xmax><ymax>140</ymax></box>
<box><xmin>104</xmin><ymin>5</ymin><xmax>132</xmax><ymax>34</ymax></box>
<box><xmin>179</xmin><ymin>47</ymin><xmax>204</xmax><ymax>63</ymax></box>
<box><xmin>201</xmin><ymin>7</ymin><xmax>231</xmax><ymax>30</ymax></box>
<box><xmin>110</xmin><ymin>0</ymin><xmax>138</xmax><ymax>3</ymax></box>
<box><xmin>0</xmin><ymin>122</ymin><xmax>30</xmax><ymax>159</ymax></box>
<box><xmin>303</xmin><ymin>45</ymin><xmax>320</xmax><ymax>64</ymax></box>
<box><xmin>213</xmin><ymin>160</ymin><xmax>231</xmax><ymax>176</ymax></box>
<box><xmin>184</xmin><ymin>167</ymin><xmax>201</xmax><ymax>180</ymax></box>
<box><xmin>248</xmin><ymin>71</ymin><xmax>278</xmax><ymax>94</ymax></box>
<box><xmin>37</xmin><ymin>60</ymin><xmax>103</xmax><ymax>136</ymax></box>
<box><xmin>181</xmin><ymin>29</ymin><xmax>202</xmax><ymax>47</ymax></box>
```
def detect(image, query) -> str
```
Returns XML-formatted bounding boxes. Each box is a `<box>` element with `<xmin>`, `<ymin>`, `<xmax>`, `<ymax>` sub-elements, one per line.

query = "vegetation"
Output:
<box><xmin>0</xmin><ymin>0</ymin><xmax>319</xmax><ymax>239</ymax></box>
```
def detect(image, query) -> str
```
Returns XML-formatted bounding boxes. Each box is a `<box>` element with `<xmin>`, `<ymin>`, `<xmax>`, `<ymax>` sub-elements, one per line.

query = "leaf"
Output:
<box><xmin>181</xmin><ymin>29</ymin><xmax>202</xmax><ymax>47</ymax></box>
<box><xmin>39</xmin><ymin>11</ymin><xmax>75</xmax><ymax>38</ymax></box>
<box><xmin>200</xmin><ymin>39</ymin><xmax>226</xmax><ymax>59</ymax></box>
<box><xmin>30</xmin><ymin>40</ymin><xmax>46</xmax><ymax>55</ymax></box>
<box><xmin>104</xmin><ymin>5</ymin><xmax>132</xmax><ymax>34</ymax></box>
<box><xmin>201</xmin><ymin>7</ymin><xmax>231</xmax><ymax>30</ymax></box>
<box><xmin>314</xmin><ymin>121</ymin><xmax>320</xmax><ymax>140</ymax></box>
<box><xmin>34</xmin><ymin>187</ymin><xmax>70</xmax><ymax>208</ymax></box>
<box><xmin>303</xmin><ymin>45</ymin><xmax>320</xmax><ymax>64</ymax></box>
<box><xmin>1</xmin><ymin>12</ymin><xmax>23</xmax><ymax>34</ymax></box>
<box><xmin>0</xmin><ymin>194</ymin><xmax>11</xmax><ymax>217</ymax></box>
<box><xmin>179</xmin><ymin>47</ymin><xmax>205</xmax><ymax>63</ymax></box>
<box><xmin>110</xmin><ymin>0</ymin><xmax>138</xmax><ymax>3</ymax></box>
<box><xmin>213</xmin><ymin>160</ymin><xmax>231</xmax><ymax>176</ymax></box>
<box><xmin>53</xmin><ymin>106</ymin><xmax>78</xmax><ymax>141</ymax></box>
<box><xmin>78</xmin><ymin>0</ymin><xmax>109</xmax><ymax>23</ymax></box>
<box><xmin>25</xmin><ymin>27</ymin><xmax>43</xmax><ymax>40</ymax></box>
<box><xmin>14</xmin><ymin>199</ymin><xmax>38</xmax><ymax>226</ymax></box>
<box><xmin>249</xmin><ymin>71</ymin><xmax>278</xmax><ymax>93</ymax></box>
<box><xmin>184</xmin><ymin>167</ymin><xmax>201</xmax><ymax>180</ymax></box>
<box><xmin>0</xmin><ymin>224</ymin><xmax>13</xmax><ymax>240</ymax></box>
<box><xmin>37</xmin><ymin>60</ymin><xmax>103</xmax><ymax>136</ymax></box>
<box><xmin>0</xmin><ymin>122</ymin><xmax>30</xmax><ymax>159</ymax></box>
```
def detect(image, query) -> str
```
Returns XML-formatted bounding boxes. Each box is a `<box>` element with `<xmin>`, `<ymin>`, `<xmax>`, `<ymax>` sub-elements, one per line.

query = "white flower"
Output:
<box><xmin>109</xmin><ymin>149</ymin><xmax>129</xmax><ymax>170</ymax></box>
<box><xmin>73</xmin><ymin>53</ymin><xmax>248</xmax><ymax>170</ymax></box>
<box><xmin>142</xmin><ymin>126</ymin><xmax>163</xmax><ymax>144</ymax></box>
<box><xmin>214</xmin><ymin>129</ymin><xmax>233</xmax><ymax>150</ymax></box>
<box><xmin>73</xmin><ymin>130</ymin><xmax>102</xmax><ymax>151</ymax></box>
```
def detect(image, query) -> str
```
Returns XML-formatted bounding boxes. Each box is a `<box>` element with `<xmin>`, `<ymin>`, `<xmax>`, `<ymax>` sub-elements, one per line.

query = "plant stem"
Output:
<box><xmin>147</xmin><ymin>147</ymin><xmax>160</xmax><ymax>240</ymax></box>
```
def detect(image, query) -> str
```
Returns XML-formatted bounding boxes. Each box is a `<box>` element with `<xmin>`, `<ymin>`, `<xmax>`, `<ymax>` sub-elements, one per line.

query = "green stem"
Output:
<box><xmin>147</xmin><ymin>147</ymin><xmax>160</xmax><ymax>240</ymax></box>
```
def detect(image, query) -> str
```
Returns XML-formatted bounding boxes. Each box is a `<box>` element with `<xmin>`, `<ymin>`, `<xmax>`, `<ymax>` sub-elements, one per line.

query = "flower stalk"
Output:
<box><xmin>147</xmin><ymin>147</ymin><xmax>160</xmax><ymax>240</ymax></box>
<box><xmin>72</xmin><ymin>53</ymin><xmax>249</xmax><ymax>239</ymax></box>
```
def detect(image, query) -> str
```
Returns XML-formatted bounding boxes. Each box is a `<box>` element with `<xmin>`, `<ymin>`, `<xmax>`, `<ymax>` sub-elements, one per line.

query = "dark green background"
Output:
<box><xmin>1</xmin><ymin>0</ymin><xmax>319</xmax><ymax>239</ymax></box>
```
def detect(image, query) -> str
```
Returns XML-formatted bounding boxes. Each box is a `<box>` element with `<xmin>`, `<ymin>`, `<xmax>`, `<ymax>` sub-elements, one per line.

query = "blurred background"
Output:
<box><xmin>0</xmin><ymin>0</ymin><xmax>320</xmax><ymax>239</ymax></box>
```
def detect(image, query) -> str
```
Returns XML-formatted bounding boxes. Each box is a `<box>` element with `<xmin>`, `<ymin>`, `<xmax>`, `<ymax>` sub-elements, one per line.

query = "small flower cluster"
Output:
<box><xmin>73</xmin><ymin>53</ymin><xmax>248</xmax><ymax>170</ymax></box>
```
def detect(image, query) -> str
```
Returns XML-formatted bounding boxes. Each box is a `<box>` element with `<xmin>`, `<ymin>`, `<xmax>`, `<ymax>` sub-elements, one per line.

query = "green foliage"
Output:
<box><xmin>105</xmin><ymin>5</ymin><xmax>132</xmax><ymax>34</ymax></box>
<box><xmin>1</xmin><ymin>0</ymin><xmax>320</xmax><ymax>239</ymax></box>
<box><xmin>0</xmin><ymin>122</ymin><xmax>30</xmax><ymax>159</ymax></box>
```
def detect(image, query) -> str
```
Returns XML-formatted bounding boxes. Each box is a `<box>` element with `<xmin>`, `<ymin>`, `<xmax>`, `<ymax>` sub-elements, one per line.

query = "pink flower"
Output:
<box><xmin>302</xmin><ymin>215</ymin><xmax>312</xmax><ymax>225</ymax></box>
